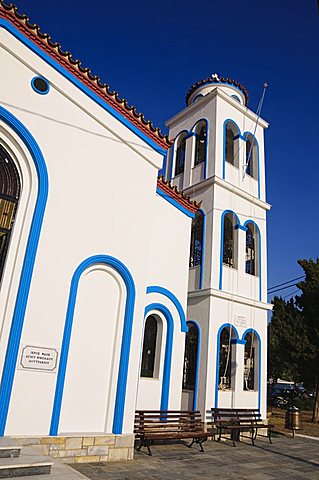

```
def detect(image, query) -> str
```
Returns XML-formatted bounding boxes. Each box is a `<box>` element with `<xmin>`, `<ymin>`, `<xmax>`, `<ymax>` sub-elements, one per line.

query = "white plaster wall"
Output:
<box><xmin>0</xmin><ymin>28</ymin><xmax>191</xmax><ymax>436</ymax></box>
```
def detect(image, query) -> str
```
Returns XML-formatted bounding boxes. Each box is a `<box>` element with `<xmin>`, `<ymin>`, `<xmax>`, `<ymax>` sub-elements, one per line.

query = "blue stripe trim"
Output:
<box><xmin>144</xmin><ymin>304</ymin><xmax>174</xmax><ymax>411</ymax></box>
<box><xmin>186</xmin><ymin>320</ymin><xmax>201</xmax><ymax>410</ymax></box>
<box><xmin>242</xmin><ymin>329</ymin><xmax>261</xmax><ymax>413</ymax></box>
<box><xmin>156</xmin><ymin>187</ymin><xmax>195</xmax><ymax>219</ymax></box>
<box><xmin>214</xmin><ymin>323</ymin><xmax>239</xmax><ymax>408</ymax></box>
<box><xmin>0</xmin><ymin>106</ymin><xmax>49</xmax><ymax>436</ymax></box>
<box><xmin>235</xmin><ymin>224</ymin><xmax>248</xmax><ymax>231</ymax></box>
<box><xmin>243</xmin><ymin>220</ymin><xmax>262</xmax><ymax>301</ymax></box>
<box><xmin>50</xmin><ymin>255</ymin><xmax>136</xmax><ymax>435</ymax></box>
<box><xmin>0</xmin><ymin>19</ymin><xmax>166</xmax><ymax>156</ymax></box>
<box><xmin>190</xmin><ymin>118</ymin><xmax>209</xmax><ymax>180</ymax></box>
<box><xmin>219</xmin><ymin>210</ymin><xmax>241</xmax><ymax>290</ymax></box>
<box><xmin>198</xmin><ymin>209</ymin><xmax>206</xmax><ymax>290</ymax></box>
<box><xmin>146</xmin><ymin>286</ymin><xmax>188</xmax><ymax>333</ymax></box>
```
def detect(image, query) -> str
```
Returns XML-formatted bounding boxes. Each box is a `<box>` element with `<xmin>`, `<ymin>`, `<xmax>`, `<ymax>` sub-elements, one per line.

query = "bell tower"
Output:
<box><xmin>165</xmin><ymin>73</ymin><xmax>272</xmax><ymax>418</ymax></box>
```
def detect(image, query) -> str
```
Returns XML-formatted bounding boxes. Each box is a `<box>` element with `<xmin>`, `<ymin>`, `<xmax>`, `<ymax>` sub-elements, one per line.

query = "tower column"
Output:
<box><xmin>231</xmin><ymin>339</ymin><xmax>246</xmax><ymax>407</ymax></box>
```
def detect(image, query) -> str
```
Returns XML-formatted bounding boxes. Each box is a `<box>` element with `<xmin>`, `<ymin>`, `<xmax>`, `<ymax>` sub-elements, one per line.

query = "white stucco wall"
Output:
<box><xmin>0</xmin><ymin>27</ymin><xmax>192</xmax><ymax>436</ymax></box>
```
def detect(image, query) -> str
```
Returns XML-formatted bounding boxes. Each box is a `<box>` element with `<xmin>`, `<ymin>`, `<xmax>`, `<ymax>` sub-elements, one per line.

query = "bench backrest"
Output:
<box><xmin>134</xmin><ymin>410</ymin><xmax>204</xmax><ymax>435</ymax></box>
<box><xmin>211</xmin><ymin>408</ymin><xmax>262</xmax><ymax>425</ymax></box>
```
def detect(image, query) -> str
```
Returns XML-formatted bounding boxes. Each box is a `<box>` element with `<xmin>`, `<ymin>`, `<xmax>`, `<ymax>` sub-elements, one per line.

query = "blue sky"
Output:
<box><xmin>11</xmin><ymin>0</ymin><xmax>319</xmax><ymax>299</ymax></box>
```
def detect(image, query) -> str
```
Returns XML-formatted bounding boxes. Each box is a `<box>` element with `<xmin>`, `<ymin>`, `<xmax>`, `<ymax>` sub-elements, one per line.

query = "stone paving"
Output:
<box><xmin>71</xmin><ymin>435</ymin><xmax>319</xmax><ymax>480</ymax></box>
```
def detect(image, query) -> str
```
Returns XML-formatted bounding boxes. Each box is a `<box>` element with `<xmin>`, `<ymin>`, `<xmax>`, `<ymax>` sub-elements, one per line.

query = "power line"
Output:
<box><xmin>268</xmin><ymin>283</ymin><xmax>301</xmax><ymax>295</ymax></box>
<box><xmin>267</xmin><ymin>275</ymin><xmax>305</xmax><ymax>292</ymax></box>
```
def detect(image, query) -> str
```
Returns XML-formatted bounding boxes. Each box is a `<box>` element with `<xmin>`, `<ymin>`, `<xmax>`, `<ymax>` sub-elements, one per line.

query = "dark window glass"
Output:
<box><xmin>226</xmin><ymin>124</ymin><xmax>235</xmax><ymax>165</ymax></box>
<box><xmin>246</xmin><ymin>136</ymin><xmax>253</xmax><ymax>177</ymax></box>
<box><xmin>140</xmin><ymin>315</ymin><xmax>158</xmax><ymax>378</ymax></box>
<box><xmin>182</xmin><ymin>324</ymin><xmax>198</xmax><ymax>391</ymax></box>
<box><xmin>194</xmin><ymin>125</ymin><xmax>207</xmax><ymax>166</ymax></box>
<box><xmin>189</xmin><ymin>211</ymin><xmax>203</xmax><ymax>267</ymax></box>
<box><xmin>219</xmin><ymin>328</ymin><xmax>232</xmax><ymax>390</ymax></box>
<box><xmin>244</xmin><ymin>333</ymin><xmax>255</xmax><ymax>390</ymax></box>
<box><xmin>33</xmin><ymin>77</ymin><xmax>49</xmax><ymax>93</ymax></box>
<box><xmin>0</xmin><ymin>145</ymin><xmax>21</xmax><ymax>284</ymax></box>
<box><xmin>175</xmin><ymin>136</ymin><xmax>186</xmax><ymax>176</ymax></box>
<box><xmin>223</xmin><ymin>215</ymin><xmax>234</xmax><ymax>267</ymax></box>
<box><xmin>245</xmin><ymin>224</ymin><xmax>256</xmax><ymax>275</ymax></box>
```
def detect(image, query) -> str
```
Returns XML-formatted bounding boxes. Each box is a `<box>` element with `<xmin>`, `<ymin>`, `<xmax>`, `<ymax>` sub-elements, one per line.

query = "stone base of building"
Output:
<box><xmin>8</xmin><ymin>434</ymin><xmax>135</xmax><ymax>463</ymax></box>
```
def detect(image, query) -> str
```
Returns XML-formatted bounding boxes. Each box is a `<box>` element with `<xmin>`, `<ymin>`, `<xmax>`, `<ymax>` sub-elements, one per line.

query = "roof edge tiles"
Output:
<box><xmin>186</xmin><ymin>73</ymin><xmax>249</xmax><ymax>106</ymax></box>
<box><xmin>157</xmin><ymin>176</ymin><xmax>200</xmax><ymax>215</ymax></box>
<box><xmin>0</xmin><ymin>1</ymin><xmax>170</xmax><ymax>151</ymax></box>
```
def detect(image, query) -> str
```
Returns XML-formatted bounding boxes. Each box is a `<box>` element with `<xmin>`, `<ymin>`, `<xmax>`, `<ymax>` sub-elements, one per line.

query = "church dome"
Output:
<box><xmin>186</xmin><ymin>73</ymin><xmax>249</xmax><ymax>106</ymax></box>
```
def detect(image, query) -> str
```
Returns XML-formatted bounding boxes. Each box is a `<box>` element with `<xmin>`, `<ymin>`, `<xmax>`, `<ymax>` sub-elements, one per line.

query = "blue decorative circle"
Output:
<box><xmin>31</xmin><ymin>76</ymin><xmax>50</xmax><ymax>95</ymax></box>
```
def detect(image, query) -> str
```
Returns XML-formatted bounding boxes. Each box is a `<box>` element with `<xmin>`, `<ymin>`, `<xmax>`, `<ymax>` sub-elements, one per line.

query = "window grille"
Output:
<box><xmin>194</xmin><ymin>125</ymin><xmax>207</xmax><ymax>166</ymax></box>
<box><xmin>175</xmin><ymin>136</ymin><xmax>186</xmax><ymax>176</ymax></box>
<box><xmin>219</xmin><ymin>328</ymin><xmax>232</xmax><ymax>390</ymax></box>
<box><xmin>0</xmin><ymin>145</ymin><xmax>21</xmax><ymax>284</ymax></box>
<box><xmin>140</xmin><ymin>315</ymin><xmax>158</xmax><ymax>378</ymax></box>
<box><xmin>244</xmin><ymin>333</ymin><xmax>255</xmax><ymax>390</ymax></box>
<box><xmin>223</xmin><ymin>215</ymin><xmax>234</xmax><ymax>267</ymax></box>
<box><xmin>182</xmin><ymin>324</ymin><xmax>198</xmax><ymax>391</ymax></box>
<box><xmin>189</xmin><ymin>212</ymin><xmax>203</xmax><ymax>267</ymax></box>
<box><xmin>245</xmin><ymin>225</ymin><xmax>256</xmax><ymax>275</ymax></box>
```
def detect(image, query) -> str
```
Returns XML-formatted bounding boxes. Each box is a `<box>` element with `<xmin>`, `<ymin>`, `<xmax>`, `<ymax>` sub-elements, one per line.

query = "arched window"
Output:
<box><xmin>189</xmin><ymin>211</ymin><xmax>204</xmax><ymax>267</ymax></box>
<box><xmin>223</xmin><ymin>213</ymin><xmax>238</xmax><ymax>269</ymax></box>
<box><xmin>0</xmin><ymin>144</ymin><xmax>21</xmax><ymax>284</ymax></box>
<box><xmin>245</xmin><ymin>133</ymin><xmax>258</xmax><ymax>179</ymax></box>
<box><xmin>174</xmin><ymin>134</ymin><xmax>187</xmax><ymax>176</ymax></box>
<box><xmin>194</xmin><ymin>123</ymin><xmax>207</xmax><ymax>166</ymax></box>
<box><xmin>225</xmin><ymin>122</ymin><xmax>239</xmax><ymax>167</ymax></box>
<box><xmin>140</xmin><ymin>315</ymin><xmax>158</xmax><ymax>378</ymax></box>
<box><xmin>245</xmin><ymin>222</ymin><xmax>258</xmax><ymax>276</ymax></box>
<box><xmin>182</xmin><ymin>323</ymin><xmax>199</xmax><ymax>391</ymax></box>
<box><xmin>218</xmin><ymin>327</ymin><xmax>234</xmax><ymax>390</ymax></box>
<box><xmin>243</xmin><ymin>332</ymin><xmax>257</xmax><ymax>391</ymax></box>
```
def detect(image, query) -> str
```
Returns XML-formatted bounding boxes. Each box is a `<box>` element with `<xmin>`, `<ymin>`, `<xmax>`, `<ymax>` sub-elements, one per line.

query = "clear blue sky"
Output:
<box><xmin>11</xmin><ymin>0</ymin><xmax>319</xmax><ymax>299</ymax></box>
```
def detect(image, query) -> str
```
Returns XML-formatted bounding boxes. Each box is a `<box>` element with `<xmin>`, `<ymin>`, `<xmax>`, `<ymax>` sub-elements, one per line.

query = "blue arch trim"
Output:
<box><xmin>0</xmin><ymin>20</ymin><xmax>166</xmax><ymax>156</ymax></box>
<box><xmin>146</xmin><ymin>286</ymin><xmax>188</xmax><ymax>333</ymax></box>
<box><xmin>169</xmin><ymin>130</ymin><xmax>188</xmax><ymax>180</ymax></box>
<box><xmin>191</xmin><ymin>118</ymin><xmax>209</xmax><ymax>179</ymax></box>
<box><xmin>0</xmin><ymin>106</ymin><xmax>49</xmax><ymax>436</ymax></box>
<box><xmin>198</xmin><ymin>209</ymin><xmax>206</xmax><ymax>290</ymax></box>
<box><xmin>144</xmin><ymin>304</ymin><xmax>174</xmax><ymax>411</ymax></box>
<box><xmin>243</xmin><ymin>132</ymin><xmax>260</xmax><ymax>199</ymax></box>
<box><xmin>214</xmin><ymin>323</ymin><xmax>239</xmax><ymax>408</ymax></box>
<box><xmin>219</xmin><ymin>210</ymin><xmax>241</xmax><ymax>291</ymax></box>
<box><xmin>222</xmin><ymin>119</ymin><xmax>242</xmax><ymax>179</ymax></box>
<box><xmin>186</xmin><ymin>320</ymin><xmax>201</xmax><ymax>410</ymax></box>
<box><xmin>50</xmin><ymin>255</ymin><xmax>136</xmax><ymax>435</ymax></box>
<box><xmin>243</xmin><ymin>220</ymin><xmax>262</xmax><ymax>301</ymax></box>
<box><xmin>242</xmin><ymin>329</ymin><xmax>261</xmax><ymax>412</ymax></box>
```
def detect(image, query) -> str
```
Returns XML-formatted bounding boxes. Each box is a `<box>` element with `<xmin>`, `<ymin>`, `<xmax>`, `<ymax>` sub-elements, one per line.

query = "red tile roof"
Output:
<box><xmin>157</xmin><ymin>177</ymin><xmax>200</xmax><ymax>215</ymax></box>
<box><xmin>0</xmin><ymin>1</ymin><xmax>170</xmax><ymax>150</ymax></box>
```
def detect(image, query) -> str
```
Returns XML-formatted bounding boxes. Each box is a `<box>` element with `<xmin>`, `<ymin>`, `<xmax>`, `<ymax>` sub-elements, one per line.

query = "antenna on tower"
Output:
<box><xmin>243</xmin><ymin>82</ymin><xmax>269</xmax><ymax>178</ymax></box>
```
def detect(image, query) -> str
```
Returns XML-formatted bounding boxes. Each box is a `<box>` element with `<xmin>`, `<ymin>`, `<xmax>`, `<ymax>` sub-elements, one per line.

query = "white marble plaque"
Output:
<box><xmin>18</xmin><ymin>345</ymin><xmax>58</xmax><ymax>373</ymax></box>
<box><xmin>234</xmin><ymin>315</ymin><xmax>246</xmax><ymax>327</ymax></box>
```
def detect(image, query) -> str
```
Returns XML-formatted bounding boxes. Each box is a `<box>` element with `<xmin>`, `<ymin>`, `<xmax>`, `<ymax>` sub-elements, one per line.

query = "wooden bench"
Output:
<box><xmin>134</xmin><ymin>410</ymin><xmax>209</xmax><ymax>455</ymax></box>
<box><xmin>211</xmin><ymin>408</ymin><xmax>275</xmax><ymax>447</ymax></box>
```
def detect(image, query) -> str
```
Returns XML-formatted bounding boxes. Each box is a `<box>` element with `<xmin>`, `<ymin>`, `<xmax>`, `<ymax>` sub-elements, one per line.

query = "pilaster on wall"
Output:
<box><xmin>231</xmin><ymin>342</ymin><xmax>245</xmax><ymax>407</ymax></box>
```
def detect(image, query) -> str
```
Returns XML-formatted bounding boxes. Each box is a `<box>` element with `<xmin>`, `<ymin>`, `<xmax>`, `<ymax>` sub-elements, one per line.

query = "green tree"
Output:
<box><xmin>268</xmin><ymin>258</ymin><xmax>319</xmax><ymax>422</ymax></box>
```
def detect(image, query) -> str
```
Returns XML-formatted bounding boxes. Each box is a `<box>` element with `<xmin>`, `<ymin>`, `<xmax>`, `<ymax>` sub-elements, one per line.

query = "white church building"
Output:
<box><xmin>0</xmin><ymin>1</ymin><xmax>272</xmax><ymax>462</ymax></box>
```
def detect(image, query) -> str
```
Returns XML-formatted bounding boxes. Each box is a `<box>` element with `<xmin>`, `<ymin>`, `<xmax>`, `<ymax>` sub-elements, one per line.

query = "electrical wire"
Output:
<box><xmin>267</xmin><ymin>275</ymin><xmax>305</xmax><ymax>292</ymax></box>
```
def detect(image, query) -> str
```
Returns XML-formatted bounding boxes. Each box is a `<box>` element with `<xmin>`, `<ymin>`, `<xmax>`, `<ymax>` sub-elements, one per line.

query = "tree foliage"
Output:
<box><xmin>268</xmin><ymin>258</ymin><xmax>319</xmax><ymax>422</ymax></box>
